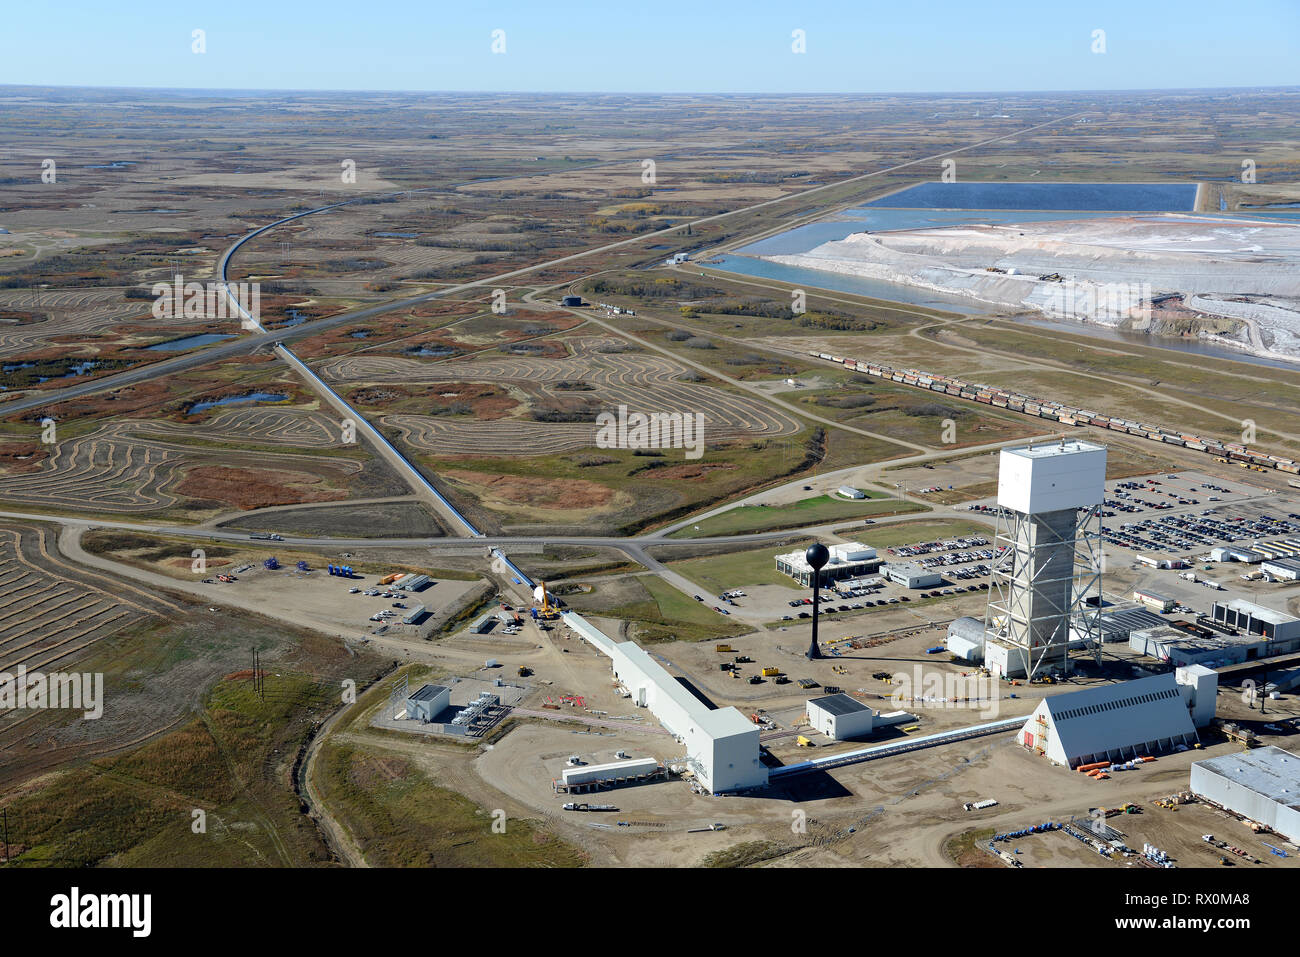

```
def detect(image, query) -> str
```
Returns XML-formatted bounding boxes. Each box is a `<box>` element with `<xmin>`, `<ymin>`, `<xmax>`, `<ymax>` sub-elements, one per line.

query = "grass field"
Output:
<box><xmin>562</xmin><ymin>573</ymin><xmax>745</xmax><ymax>642</ymax></box>
<box><xmin>671</xmin><ymin>493</ymin><xmax>927</xmax><ymax>538</ymax></box>
<box><xmin>4</xmin><ymin>667</ymin><xmax>379</xmax><ymax>867</ymax></box>
<box><xmin>831</xmin><ymin>518</ymin><xmax>992</xmax><ymax>549</ymax></box>
<box><xmin>315</xmin><ymin>743</ymin><xmax>587</xmax><ymax>868</ymax></box>
<box><xmin>668</xmin><ymin>545</ymin><xmax>803</xmax><ymax>594</ymax></box>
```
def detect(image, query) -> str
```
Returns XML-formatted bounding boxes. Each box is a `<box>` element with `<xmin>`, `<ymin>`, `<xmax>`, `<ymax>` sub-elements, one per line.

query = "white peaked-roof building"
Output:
<box><xmin>1018</xmin><ymin>673</ymin><xmax>1200</xmax><ymax>768</ymax></box>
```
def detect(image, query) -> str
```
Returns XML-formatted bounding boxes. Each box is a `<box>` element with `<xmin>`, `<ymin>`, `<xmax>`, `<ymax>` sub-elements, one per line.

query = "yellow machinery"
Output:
<box><xmin>533</xmin><ymin>582</ymin><xmax>560</xmax><ymax>620</ymax></box>
<box><xmin>796</xmin><ymin>735</ymin><xmax>815</xmax><ymax>748</ymax></box>
<box><xmin>715</xmin><ymin>644</ymin><xmax>735</xmax><ymax>653</ymax></box>
<box><xmin>760</xmin><ymin>666</ymin><xmax>781</xmax><ymax>677</ymax></box>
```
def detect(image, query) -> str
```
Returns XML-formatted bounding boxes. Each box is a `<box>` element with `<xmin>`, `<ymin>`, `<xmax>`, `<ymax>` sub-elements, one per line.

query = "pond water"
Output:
<box><xmin>146</xmin><ymin>333</ymin><xmax>234</xmax><ymax>351</ymax></box>
<box><xmin>188</xmin><ymin>392</ymin><xmax>288</xmax><ymax>414</ymax></box>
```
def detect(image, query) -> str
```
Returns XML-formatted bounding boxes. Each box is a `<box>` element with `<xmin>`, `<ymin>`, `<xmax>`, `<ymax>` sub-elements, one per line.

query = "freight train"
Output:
<box><xmin>811</xmin><ymin>352</ymin><xmax>1299</xmax><ymax>475</ymax></box>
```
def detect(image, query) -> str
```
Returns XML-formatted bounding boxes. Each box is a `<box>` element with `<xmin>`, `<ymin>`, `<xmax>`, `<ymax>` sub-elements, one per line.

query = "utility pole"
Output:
<box><xmin>3</xmin><ymin>806</ymin><xmax>9</xmax><ymax>863</ymax></box>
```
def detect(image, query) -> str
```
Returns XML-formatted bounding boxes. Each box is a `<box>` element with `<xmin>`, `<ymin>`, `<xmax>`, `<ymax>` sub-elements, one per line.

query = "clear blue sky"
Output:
<box><xmin>2</xmin><ymin>0</ymin><xmax>1296</xmax><ymax>93</ymax></box>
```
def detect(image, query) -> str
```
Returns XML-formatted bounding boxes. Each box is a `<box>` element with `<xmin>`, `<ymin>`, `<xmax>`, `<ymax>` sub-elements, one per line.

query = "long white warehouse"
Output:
<box><xmin>564</xmin><ymin>610</ymin><xmax>767</xmax><ymax>794</ymax></box>
<box><xmin>562</xmin><ymin>757</ymin><xmax>660</xmax><ymax>788</ymax></box>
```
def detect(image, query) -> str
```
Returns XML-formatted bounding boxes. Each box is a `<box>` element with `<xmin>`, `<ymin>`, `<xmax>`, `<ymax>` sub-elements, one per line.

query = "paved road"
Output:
<box><xmin>0</xmin><ymin>508</ymin><xmax>797</xmax><ymax>550</ymax></box>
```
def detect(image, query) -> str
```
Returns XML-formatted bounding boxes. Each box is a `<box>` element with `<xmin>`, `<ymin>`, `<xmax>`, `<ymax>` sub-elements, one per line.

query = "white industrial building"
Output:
<box><xmin>1190</xmin><ymin>747</ymin><xmax>1300</xmax><ymax>844</ymax></box>
<box><xmin>1130</xmin><ymin>624</ymin><xmax>1280</xmax><ymax>668</ymax></box>
<box><xmin>1210</xmin><ymin>546</ymin><xmax>1262</xmax><ymax>564</ymax></box>
<box><xmin>1212</xmin><ymin>599</ymin><xmax>1300</xmax><ymax>645</ymax></box>
<box><xmin>1177</xmin><ymin>665</ymin><xmax>1219</xmax><ymax>728</ymax></box>
<box><xmin>884</xmin><ymin>562</ymin><xmax>942</xmax><ymax>589</ymax></box>
<box><xmin>561</xmin><ymin>756</ymin><xmax>659</xmax><ymax>789</ymax></box>
<box><xmin>775</xmin><ymin>542</ymin><xmax>881</xmax><ymax>586</ymax></box>
<box><xmin>1132</xmin><ymin>589</ymin><xmax>1175</xmax><ymax>613</ymax></box>
<box><xmin>806</xmin><ymin>693</ymin><xmax>875</xmax><ymax>740</ymax></box>
<box><xmin>837</xmin><ymin>485</ymin><xmax>866</xmax><ymax>499</ymax></box>
<box><xmin>564</xmin><ymin>614</ymin><xmax>766</xmax><ymax>794</ymax></box>
<box><xmin>1017</xmin><ymin>673</ymin><xmax>1201</xmax><ymax>768</ymax></box>
<box><xmin>1262</xmin><ymin>558</ymin><xmax>1300</xmax><ymax>582</ymax></box>
<box><xmin>405</xmin><ymin>684</ymin><xmax>450</xmax><ymax>722</ymax></box>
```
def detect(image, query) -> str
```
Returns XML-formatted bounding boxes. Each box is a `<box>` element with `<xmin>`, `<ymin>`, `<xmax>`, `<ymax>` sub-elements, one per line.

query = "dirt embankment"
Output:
<box><xmin>443</xmin><ymin>469</ymin><xmax>614</xmax><ymax>509</ymax></box>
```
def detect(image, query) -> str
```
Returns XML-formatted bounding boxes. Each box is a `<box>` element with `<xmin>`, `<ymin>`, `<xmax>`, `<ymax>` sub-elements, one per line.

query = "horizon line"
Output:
<box><xmin>3</xmin><ymin>82</ymin><xmax>1299</xmax><ymax>98</ymax></box>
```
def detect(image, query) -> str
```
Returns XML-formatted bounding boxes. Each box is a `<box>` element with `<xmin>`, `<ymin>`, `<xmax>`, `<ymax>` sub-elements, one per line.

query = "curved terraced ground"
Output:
<box><xmin>0</xmin><ymin>425</ymin><xmax>184</xmax><ymax>511</ymax></box>
<box><xmin>319</xmin><ymin>336</ymin><xmax>802</xmax><ymax>455</ymax></box>
<box><xmin>0</xmin><ymin>521</ymin><xmax>185</xmax><ymax>780</ymax></box>
<box><xmin>134</xmin><ymin>407</ymin><xmax>346</xmax><ymax>449</ymax></box>
<box><xmin>0</xmin><ymin>288</ymin><xmax>200</xmax><ymax>357</ymax></box>
<box><xmin>0</xmin><ymin>420</ymin><xmax>362</xmax><ymax>513</ymax></box>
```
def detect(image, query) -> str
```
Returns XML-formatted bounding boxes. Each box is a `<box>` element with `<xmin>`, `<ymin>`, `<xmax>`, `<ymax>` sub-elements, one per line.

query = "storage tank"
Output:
<box><xmin>946</xmin><ymin>616</ymin><xmax>988</xmax><ymax>662</ymax></box>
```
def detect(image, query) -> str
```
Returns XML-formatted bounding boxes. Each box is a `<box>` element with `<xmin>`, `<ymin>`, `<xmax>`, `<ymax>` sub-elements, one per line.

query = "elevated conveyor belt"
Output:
<box><xmin>769</xmin><ymin>715</ymin><xmax>1025</xmax><ymax>779</ymax></box>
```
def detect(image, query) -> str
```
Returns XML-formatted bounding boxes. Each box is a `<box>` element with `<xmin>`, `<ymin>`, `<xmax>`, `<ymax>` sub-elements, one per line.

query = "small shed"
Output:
<box><xmin>406</xmin><ymin>684</ymin><xmax>450</xmax><ymax>722</ymax></box>
<box><xmin>806</xmin><ymin>693</ymin><xmax>874</xmax><ymax>741</ymax></box>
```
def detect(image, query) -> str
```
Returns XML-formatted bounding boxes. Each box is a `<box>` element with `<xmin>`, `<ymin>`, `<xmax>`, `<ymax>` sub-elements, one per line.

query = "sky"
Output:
<box><xmin>1</xmin><ymin>0</ymin><xmax>1297</xmax><ymax>94</ymax></box>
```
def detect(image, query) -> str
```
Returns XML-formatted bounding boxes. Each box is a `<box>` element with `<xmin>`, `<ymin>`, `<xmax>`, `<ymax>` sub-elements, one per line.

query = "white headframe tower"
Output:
<box><xmin>984</xmin><ymin>438</ymin><xmax>1106</xmax><ymax>679</ymax></box>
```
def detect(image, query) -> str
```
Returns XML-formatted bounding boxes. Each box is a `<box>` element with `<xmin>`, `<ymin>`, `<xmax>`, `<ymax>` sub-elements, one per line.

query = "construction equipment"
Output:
<box><xmin>796</xmin><ymin>735</ymin><xmax>815</xmax><ymax>748</ymax></box>
<box><xmin>517</xmin><ymin>666</ymin><xmax>532</xmax><ymax>677</ymax></box>
<box><xmin>533</xmin><ymin>581</ymin><xmax>560</xmax><ymax>620</ymax></box>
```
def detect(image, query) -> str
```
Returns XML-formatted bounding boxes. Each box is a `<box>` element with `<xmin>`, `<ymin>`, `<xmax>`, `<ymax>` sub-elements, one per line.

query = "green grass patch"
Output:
<box><xmin>316</xmin><ymin>744</ymin><xmax>587</xmax><ymax>867</ymax></box>
<box><xmin>832</xmin><ymin>518</ymin><xmax>991</xmax><ymax>549</ymax></box>
<box><xmin>668</xmin><ymin>546</ymin><xmax>801</xmax><ymax>594</ymax></box>
<box><xmin>671</xmin><ymin>493</ymin><xmax>927</xmax><ymax>538</ymax></box>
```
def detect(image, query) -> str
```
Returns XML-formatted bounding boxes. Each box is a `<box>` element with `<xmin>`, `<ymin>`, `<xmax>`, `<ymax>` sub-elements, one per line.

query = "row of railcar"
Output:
<box><xmin>811</xmin><ymin>351</ymin><xmax>1298</xmax><ymax>475</ymax></box>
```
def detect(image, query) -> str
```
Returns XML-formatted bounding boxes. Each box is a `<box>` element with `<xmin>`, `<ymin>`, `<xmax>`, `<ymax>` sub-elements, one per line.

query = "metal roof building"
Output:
<box><xmin>406</xmin><ymin>684</ymin><xmax>450</xmax><ymax>722</ymax></box>
<box><xmin>1190</xmin><ymin>747</ymin><xmax>1300</xmax><ymax>844</ymax></box>
<box><xmin>1262</xmin><ymin>558</ymin><xmax>1300</xmax><ymax>582</ymax></box>
<box><xmin>775</xmin><ymin>542</ymin><xmax>880</xmax><ymax>586</ymax></box>
<box><xmin>884</xmin><ymin>562</ymin><xmax>942</xmax><ymax>589</ymax></box>
<box><xmin>1212</xmin><ymin>599</ymin><xmax>1300</xmax><ymax>644</ymax></box>
<box><xmin>1093</xmin><ymin>607</ymin><xmax>1168</xmax><ymax>643</ymax></box>
<box><xmin>1130</xmin><ymin>624</ymin><xmax>1274</xmax><ymax>668</ymax></box>
<box><xmin>1018</xmin><ymin>673</ymin><xmax>1198</xmax><ymax>768</ymax></box>
<box><xmin>807</xmin><ymin>693</ymin><xmax>874</xmax><ymax>740</ymax></box>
